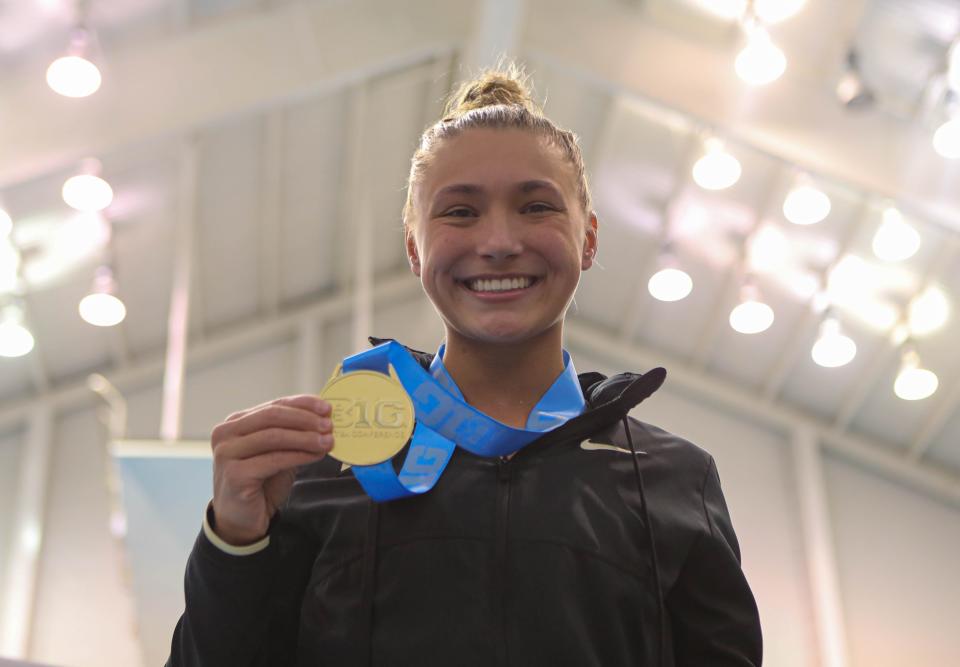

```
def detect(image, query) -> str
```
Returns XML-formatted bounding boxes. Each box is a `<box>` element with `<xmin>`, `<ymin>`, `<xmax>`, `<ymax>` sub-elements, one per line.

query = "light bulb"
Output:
<box><xmin>933</xmin><ymin>119</ymin><xmax>960</xmax><ymax>159</ymax></box>
<box><xmin>648</xmin><ymin>268</ymin><xmax>693</xmax><ymax>302</ymax></box>
<box><xmin>908</xmin><ymin>285</ymin><xmax>949</xmax><ymax>336</ymax></box>
<box><xmin>735</xmin><ymin>27</ymin><xmax>787</xmax><ymax>85</ymax></box>
<box><xmin>783</xmin><ymin>184</ymin><xmax>831</xmax><ymax>225</ymax></box>
<box><xmin>0</xmin><ymin>209</ymin><xmax>11</xmax><ymax>238</ymax></box>
<box><xmin>872</xmin><ymin>207</ymin><xmax>920</xmax><ymax>262</ymax></box>
<box><xmin>894</xmin><ymin>350</ymin><xmax>937</xmax><ymax>401</ymax></box>
<box><xmin>754</xmin><ymin>0</ymin><xmax>806</xmax><ymax>24</ymax></box>
<box><xmin>811</xmin><ymin>318</ymin><xmax>856</xmax><ymax>367</ymax></box>
<box><xmin>729</xmin><ymin>299</ymin><xmax>774</xmax><ymax>334</ymax></box>
<box><xmin>62</xmin><ymin>173</ymin><xmax>113</xmax><ymax>212</ymax></box>
<box><xmin>80</xmin><ymin>265</ymin><xmax>126</xmax><ymax>327</ymax></box>
<box><xmin>46</xmin><ymin>55</ymin><xmax>101</xmax><ymax>98</ymax></box>
<box><xmin>79</xmin><ymin>292</ymin><xmax>126</xmax><ymax>326</ymax></box>
<box><xmin>0</xmin><ymin>307</ymin><xmax>34</xmax><ymax>358</ymax></box>
<box><xmin>692</xmin><ymin>140</ymin><xmax>742</xmax><ymax>190</ymax></box>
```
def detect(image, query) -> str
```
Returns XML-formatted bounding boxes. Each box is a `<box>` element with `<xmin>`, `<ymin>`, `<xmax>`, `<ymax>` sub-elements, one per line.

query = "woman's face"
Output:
<box><xmin>407</xmin><ymin>127</ymin><xmax>598</xmax><ymax>346</ymax></box>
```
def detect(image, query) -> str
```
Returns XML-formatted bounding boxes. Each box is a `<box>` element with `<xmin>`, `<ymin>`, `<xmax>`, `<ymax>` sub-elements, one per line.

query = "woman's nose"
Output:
<box><xmin>476</xmin><ymin>212</ymin><xmax>523</xmax><ymax>260</ymax></box>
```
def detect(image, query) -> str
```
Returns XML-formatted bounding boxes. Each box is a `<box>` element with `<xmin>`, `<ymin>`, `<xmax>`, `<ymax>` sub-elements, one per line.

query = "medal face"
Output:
<box><xmin>318</xmin><ymin>367</ymin><xmax>415</xmax><ymax>466</ymax></box>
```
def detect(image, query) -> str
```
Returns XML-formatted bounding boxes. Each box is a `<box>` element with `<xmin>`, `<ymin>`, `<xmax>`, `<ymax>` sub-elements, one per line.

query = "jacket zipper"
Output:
<box><xmin>495</xmin><ymin>455</ymin><xmax>512</xmax><ymax>665</ymax></box>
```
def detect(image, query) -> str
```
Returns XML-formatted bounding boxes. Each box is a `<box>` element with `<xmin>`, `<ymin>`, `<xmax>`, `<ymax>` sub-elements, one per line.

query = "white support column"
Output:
<box><xmin>344</xmin><ymin>84</ymin><xmax>373</xmax><ymax>353</ymax></box>
<box><xmin>791</xmin><ymin>425</ymin><xmax>849</xmax><ymax>667</ymax></box>
<box><xmin>161</xmin><ymin>140</ymin><xmax>197</xmax><ymax>442</ymax></box>
<box><xmin>259</xmin><ymin>110</ymin><xmax>285</xmax><ymax>319</ymax></box>
<box><xmin>0</xmin><ymin>405</ymin><xmax>53</xmax><ymax>657</ymax></box>
<box><xmin>297</xmin><ymin>317</ymin><xmax>321</xmax><ymax>395</ymax></box>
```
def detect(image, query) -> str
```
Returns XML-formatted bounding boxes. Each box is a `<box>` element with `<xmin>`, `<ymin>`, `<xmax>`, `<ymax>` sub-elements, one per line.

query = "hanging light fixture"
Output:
<box><xmin>63</xmin><ymin>158</ymin><xmax>113</xmax><ymax>212</ymax></box>
<box><xmin>893</xmin><ymin>344</ymin><xmax>938</xmax><ymax>401</ymax></box>
<box><xmin>46</xmin><ymin>24</ymin><xmax>101</xmax><ymax>98</ymax></box>
<box><xmin>811</xmin><ymin>313</ymin><xmax>856</xmax><ymax>368</ymax></box>
<box><xmin>872</xmin><ymin>206</ymin><xmax>920</xmax><ymax>262</ymax></box>
<box><xmin>648</xmin><ymin>243</ymin><xmax>693</xmax><ymax>302</ymax></box>
<box><xmin>735</xmin><ymin>13</ymin><xmax>787</xmax><ymax>86</ymax></box>
<box><xmin>692</xmin><ymin>137</ymin><xmax>742</xmax><ymax>190</ymax></box>
<box><xmin>79</xmin><ymin>265</ymin><xmax>126</xmax><ymax>327</ymax></box>
<box><xmin>783</xmin><ymin>176</ymin><xmax>831</xmax><ymax>225</ymax></box>
<box><xmin>0</xmin><ymin>303</ymin><xmax>35</xmax><ymax>358</ymax></box>
<box><xmin>836</xmin><ymin>50</ymin><xmax>876</xmax><ymax>110</ymax></box>
<box><xmin>932</xmin><ymin>116</ymin><xmax>960</xmax><ymax>159</ymax></box>
<box><xmin>729</xmin><ymin>279</ymin><xmax>775</xmax><ymax>334</ymax></box>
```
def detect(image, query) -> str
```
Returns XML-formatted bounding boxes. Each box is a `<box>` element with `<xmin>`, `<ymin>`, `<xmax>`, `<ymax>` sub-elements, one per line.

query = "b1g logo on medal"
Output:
<box><xmin>318</xmin><ymin>366</ymin><xmax>415</xmax><ymax>466</ymax></box>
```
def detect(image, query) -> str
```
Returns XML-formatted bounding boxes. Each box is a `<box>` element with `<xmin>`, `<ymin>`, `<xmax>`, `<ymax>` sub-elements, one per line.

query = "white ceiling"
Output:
<box><xmin>1</xmin><ymin>0</ymin><xmax>959</xmax><ymax>477</ymax></box>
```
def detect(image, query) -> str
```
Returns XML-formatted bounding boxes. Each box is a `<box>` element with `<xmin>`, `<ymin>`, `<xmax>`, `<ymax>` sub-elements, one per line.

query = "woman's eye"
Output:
<box><xmin>525</xmin><ymin>202</ymin><xmax>554</xmax><ymax>213</ymax></box>
<box><xmin>443</xmin><ymin>208</ymin><xmax>473</xmax><ymax>217</ymax></box>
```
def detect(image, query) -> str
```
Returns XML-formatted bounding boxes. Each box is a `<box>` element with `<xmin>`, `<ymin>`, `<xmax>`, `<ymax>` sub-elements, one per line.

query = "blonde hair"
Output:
<box><xmin>402</xmin><ymin>61</ymin><xmax>593</xmax><ymax>227</ymax></box>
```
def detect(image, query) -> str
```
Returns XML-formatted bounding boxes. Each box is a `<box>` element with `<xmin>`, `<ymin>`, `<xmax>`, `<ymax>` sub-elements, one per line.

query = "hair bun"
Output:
<box><xmin>442</xmin><ymin>62</ymin><xmax>542</xmax><ymax>120</ymax></box>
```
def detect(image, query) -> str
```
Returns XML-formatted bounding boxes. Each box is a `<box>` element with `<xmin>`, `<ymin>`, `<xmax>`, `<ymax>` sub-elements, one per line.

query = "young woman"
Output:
<box><xmin>168</xmin><ymin>64</ymin><xmax>762</xmax><ymax>666</ymax></box>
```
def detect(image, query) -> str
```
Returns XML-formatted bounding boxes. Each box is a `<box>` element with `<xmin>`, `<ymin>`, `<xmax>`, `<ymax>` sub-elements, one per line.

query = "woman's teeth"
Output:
<box><xmin>466</xmin><ymin>277</ymin><xmax>534</xmax><ymax>292</ymax></box>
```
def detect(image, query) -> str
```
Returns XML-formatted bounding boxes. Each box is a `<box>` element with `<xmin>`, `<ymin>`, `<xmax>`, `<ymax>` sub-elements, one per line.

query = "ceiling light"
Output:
<box><xmin>729</xmin><ymin>282</ymin><xmax>774</xmax><ymax>334</ymax></box>
<box><xmin>63</xmin><ymin>160</ymin><xmax>113</xmax><ymax>212</ymax></box>
<box><xmin>894</xmin><ymin>347</ymin><xmax>937</xmax><ymax>401</ymax></box>
<box><xmin>932</xmin><ymin>118</ymin><xmax>960</xmax><ymax>159</ymax></box>
<box><xmin>0</xmin><ymin>304</ymin><xmax>34</xmax><ymax>358</ymax></box>
<box><xmin>811</xmin><ymin>316</ymin><xmax>856</xmax><ymax>368</ymax></box>
<box><xmin>872</xmin><ymin>207</ymin><xmax>920</xmax><ymax>262</ymax></box>
<box><xmin>783</xmin><ymin>181</ymin><xmax>830</xmax><ymax>225</ymax></box>
<box><xmin>648</xmin><ymin>267</ymin><xmax>693</xmax><ymax>302</ymax></box>
<box><xmin>79</xmin><ymin>265</ymin><xmax>126</xmax><ymax>327</ymax></box>
<box><xmin>0</xmin><ymin>209</ymin><xmax>11</xmax><ymax>238</ymax></box>
<box><xmin>735</xmin><ymin>24</ymin><xmax>787</xmax><ymax>86</ymax></box>
<box><xmin>692</xmin><ymin>138</ymin><xmax>741</xmax><ymax>190</ymax></box>
<box><xmin>835</xmin><ymin>50</ymin><xmax>875</xmax><ymax>110</ymax></box>
<box><xmin>908</xmin><ymin>285</ymin><xmax>950</xmax><ymax>336</ymax></box>
<box><xmin>46</xmin><ymin>26</ymin><xmax>101</xmax><ymax>98</ymax></box>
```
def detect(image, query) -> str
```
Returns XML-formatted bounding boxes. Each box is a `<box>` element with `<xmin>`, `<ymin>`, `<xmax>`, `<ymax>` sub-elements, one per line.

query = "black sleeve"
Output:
<box><xmin>165</xmin><ymin>507</ymin><xmax>316</xmax><ymax>667</ymax></box>
<box><xmin>665</xmin><ymin>457</ymin><xmax>763</xmax><ymax>666</ymax></box>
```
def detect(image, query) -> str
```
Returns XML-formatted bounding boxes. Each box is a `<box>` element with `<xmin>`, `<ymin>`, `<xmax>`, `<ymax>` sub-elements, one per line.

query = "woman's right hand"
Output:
<box><xmin>209</xmin><ymin>395</ymin><xmax>334</xmax><ymax>546</ymax></box>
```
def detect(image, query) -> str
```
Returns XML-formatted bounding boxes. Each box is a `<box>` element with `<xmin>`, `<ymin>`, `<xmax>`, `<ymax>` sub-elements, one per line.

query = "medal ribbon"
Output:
<box><xmin>342</xmin><ymin>341</ymin><xmax>584</xmax><ymax>502</ymax></box>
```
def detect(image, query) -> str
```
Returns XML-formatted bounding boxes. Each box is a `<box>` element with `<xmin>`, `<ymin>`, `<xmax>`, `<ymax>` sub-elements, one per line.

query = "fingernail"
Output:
<box><xmin>318</xmin><ymin>418</ymin><xmax>332</xmax><ymax>431</ymax></box>
<box><xmin>315</xmin><ymin>399</ymin><xmax>331</xmax><ymax>415</ymax></box>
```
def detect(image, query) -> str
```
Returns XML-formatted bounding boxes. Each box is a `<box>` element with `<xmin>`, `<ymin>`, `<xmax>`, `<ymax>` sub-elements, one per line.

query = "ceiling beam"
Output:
<box><xmin>564</xmin><ymin>319</ymin><xmax>960</xmax><ymax>508</ymax></box>
<box><xmin>0</xmin><ymin>0</ymin><xmax>472</xmax><ymax>189</ymax></box>
<box><xmin>0</xmin><ymin>271</ymin><xmax>420</xmax><ymax>432</ymax></box>
<box><xmin>522</xmin><ymin>0</ymin><xmax>960</xmax><ymax>238</ymax></box>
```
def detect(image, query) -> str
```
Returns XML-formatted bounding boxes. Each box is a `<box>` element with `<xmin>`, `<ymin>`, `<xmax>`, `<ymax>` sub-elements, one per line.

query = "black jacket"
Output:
<box><xmin>167</xmin><ymin>342</ymin><xmax>762</xmax><ymax>666</ymax></box>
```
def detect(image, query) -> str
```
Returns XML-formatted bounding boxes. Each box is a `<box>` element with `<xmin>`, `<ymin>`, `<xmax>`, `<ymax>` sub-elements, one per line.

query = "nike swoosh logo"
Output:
<box><xmin>580</xmin><ymin>440</ymin><xmax>646</xmax><ymax>455</ymax></box>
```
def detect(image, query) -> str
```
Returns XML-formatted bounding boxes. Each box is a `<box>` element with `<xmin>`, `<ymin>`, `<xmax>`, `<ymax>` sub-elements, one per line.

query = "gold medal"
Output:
<box><xmin>318</xmin><ymin>364</ymin><xmax>415</xmax><ymax>466</ymax></box>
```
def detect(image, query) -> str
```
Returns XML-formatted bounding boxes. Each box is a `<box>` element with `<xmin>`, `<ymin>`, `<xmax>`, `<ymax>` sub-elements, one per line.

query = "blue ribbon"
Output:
<box><xmin>341</xmin><ymin>341</ymin><xmax>584</xmax><ymax>502</ymax></box>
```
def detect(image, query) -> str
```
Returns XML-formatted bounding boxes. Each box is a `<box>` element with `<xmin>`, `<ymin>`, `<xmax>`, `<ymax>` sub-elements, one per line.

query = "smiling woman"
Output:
<box><xmin>167</xmin><ymin>61</ymin><xmax>762</xmax><ymax>667</ymax></box>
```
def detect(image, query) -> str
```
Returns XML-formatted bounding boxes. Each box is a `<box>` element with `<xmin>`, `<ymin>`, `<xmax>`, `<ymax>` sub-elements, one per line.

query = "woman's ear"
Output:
<box><xmin>581</xmin><ymin>211</ymin><xmax>599</xmax><ymax>270</ymax></box>
<box><xmin>405</xmin><ymin>228</ymin><xmax>421</xmax><ymax>277</ymax></box>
